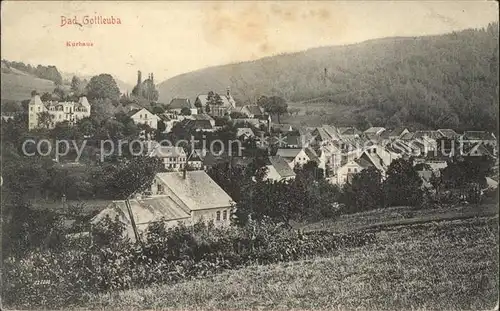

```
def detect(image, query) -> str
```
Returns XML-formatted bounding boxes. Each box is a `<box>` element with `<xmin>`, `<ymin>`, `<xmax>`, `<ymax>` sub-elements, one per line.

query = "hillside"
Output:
<box><xmin>1</xmin><ymin>69</ymin><xmax>56</xmax><ymax>101</ymax></box>
<box><xmin>157</xmin><ymin>24</ymin><xmax>499</xmax><ymax>132</ymax></box>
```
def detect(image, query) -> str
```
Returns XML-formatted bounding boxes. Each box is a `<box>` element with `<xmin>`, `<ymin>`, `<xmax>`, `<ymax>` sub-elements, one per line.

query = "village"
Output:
<box><xmin>2</xmin><ymin>68</ymin><xmax>496</xmax><ymax>242</ymax></box>
<box><xmin>1</xmin><ymin>4</ymin><xmax>498</xmax><ymax>308</ymax></box>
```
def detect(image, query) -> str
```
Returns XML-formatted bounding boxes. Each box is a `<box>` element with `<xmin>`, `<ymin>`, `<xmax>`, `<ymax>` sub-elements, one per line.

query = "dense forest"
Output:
<box><xmin>158</xmin><ymin>23</ymin><xmax>499</xmax><ymax>132</ymax></box>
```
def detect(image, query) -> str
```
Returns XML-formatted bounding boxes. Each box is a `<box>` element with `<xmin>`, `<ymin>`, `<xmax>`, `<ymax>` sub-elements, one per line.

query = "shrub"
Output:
<box><xmin>2</xmin><ymin>218</ymin><xmax>376</xmax><ymax>309</ymax></box>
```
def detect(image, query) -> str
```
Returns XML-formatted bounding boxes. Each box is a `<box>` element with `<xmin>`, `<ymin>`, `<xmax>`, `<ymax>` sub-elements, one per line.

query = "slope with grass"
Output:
<box><xmin>90</xmin><ymin>215</ymin><xmax>498</xmax><ymax>310</ymax></box>
<box><xmin>1</xmin><ymin>70</ymin><xmax>56</xmax><ymax>101</ymax></box>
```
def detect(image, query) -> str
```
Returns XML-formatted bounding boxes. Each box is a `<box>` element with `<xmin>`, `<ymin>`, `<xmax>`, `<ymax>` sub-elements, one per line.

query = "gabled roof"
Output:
<box><xmin>313</xmin><ymin>128</ymin><xmax>330</xmax><ymax>141</ymax></box>
<box><xmin>169</xmin><ymin>98</ymin><xmax>193</xmax><ymax>109</ymax></box>
<box><xmin>400</xmin><ymin>132</ymin><xmax>414</xmax><ymax>141</ymax></box>
<box><xmin>360</xmin><ymin>151</ymin><xmax>386</xmax><ymax>172</ymax></box>
<box><xmin>183</xmin><ymin>119</ymin><xmax>214</xmax><ymax>131</ymax></box>
<box><xmin>437</xmin><ymin>129</ymin><xmax>460</xmax><ymax>139</ymax></box>
<box><xmin>190</xmin><ymin>114</ymin><xmax>214</xmax><ymax>121</ymax></box>
<box><xmin>338</xmin><ymin>127</ymin><xmax>361</xmax><ymax>135</ymax></box>
<box><xmin>239</xmin><ymin>105</ymin><xmax>264</xmax><ymax>116</ymax></box>
<box><xmin>268</xmin><ymin>155</ymin><xmax>296</xmax><ymax>178</ymax></box>
<box><xmin>155</xmin><ymin>171</ymin><xmax>234</xmax><ymax>211</ymax></box>
<box><xmin>463</xmin><ymin>131</ymin><xmax>496</xmax><ymax>141</ymax></box>
<box><xmin>354</xmin><ymin>157</ymin><xmax>373</xmax><ymax>169</ymax></box>
<box><xmin>413</xmin><ymin>130</ymin><xmax>443</xmax><ymax>140</ymax></box>
<box><xmin>127</xmin><ymin>107</ymin><xmax>156</xmax><ymax>118</ymax></box>
<box><xmin>364</xmin><ymin>127</ymin><xmax>386</xmax><ymax>134</ymax></box>
<box><xmin>236</xmin><ymin>127</ymin><xmax>255</xmax><ymax>138</ymax></box>
<box><xmin>158</xmin><ymin>114</ymin><xmax>171</xmax><ymax>122</ymax></box>
<box><xmin>276</xmin><ymin>148</ymin><xmax>304</xmax><ymax>159</ymax></box>
<box><xmin>382</xmin><ymin>128</ymin><xmax>408</xmax><ymax>139</ymax></box>
<box><xmin>92</xmin><ymin>196</ymin><xmax>190</xmax><ymax>226</ymax></box>
<box><xmin>149</xmin><ymin>146</ymin><xmax>186</xmax><ymax>158</ymax></box>
<box><xmin>304</xmin><ymin>147</ymin><xmax>319</xmax><ymax>163</ymax></box>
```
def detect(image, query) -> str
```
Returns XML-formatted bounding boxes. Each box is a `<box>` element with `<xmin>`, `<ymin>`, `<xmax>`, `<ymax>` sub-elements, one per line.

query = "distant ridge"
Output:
<box><xmin>157</xmin><ymin>25</ymin><xmax>499</xmax><ymax>132</ymax></box>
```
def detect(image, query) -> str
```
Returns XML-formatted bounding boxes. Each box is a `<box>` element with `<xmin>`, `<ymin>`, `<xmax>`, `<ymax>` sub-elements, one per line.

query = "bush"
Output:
<box><xmin>2</xmin><ymin>218</ymin><xmax>376</xmax><ymax>308</ymax></box>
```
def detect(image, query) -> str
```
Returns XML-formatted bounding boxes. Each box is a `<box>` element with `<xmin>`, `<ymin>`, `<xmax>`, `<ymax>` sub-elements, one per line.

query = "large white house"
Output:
<box><xmin>128</xmin><ymin>107</ymin><xmax>161</xmax><ymax>130</ymax></box>
<box><xmin>28</xmin><ymin>94</ymin><xmax>91</xmax><ymax>130</ymax></box>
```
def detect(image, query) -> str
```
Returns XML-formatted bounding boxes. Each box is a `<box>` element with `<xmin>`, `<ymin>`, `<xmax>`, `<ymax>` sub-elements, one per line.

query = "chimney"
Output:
<box><xmin>151</xmin><ymin>73</ymin><xmax>154</xmax><ymax>84</ymax></box>
<box><xmin>137</xmin><ymin>70</ymin><xmax>142</xmax><ymax>85</ymax></box>
<box><xmin>61</xmin><ymin>194</ymin><xmax>66</xmax><ymax>209</ymax></box>
<box><xmin>226</xmin><ymin>87</ymin><xmax>230</xmax><ymax>97</ymax></box>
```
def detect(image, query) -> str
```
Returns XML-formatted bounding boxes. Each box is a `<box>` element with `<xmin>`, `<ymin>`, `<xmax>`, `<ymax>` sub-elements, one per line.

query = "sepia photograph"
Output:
<box><xmin>0</xmin><ymin>1</ymin><xmax>499</xmax><ymax>310</ymax></box>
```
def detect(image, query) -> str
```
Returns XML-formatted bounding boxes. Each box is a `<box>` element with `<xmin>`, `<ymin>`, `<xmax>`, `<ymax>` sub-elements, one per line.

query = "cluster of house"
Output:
<box><xmin>126</xmin><ymin>88</ymin><xmax>268</xmax><ymax>134</ymax></box>
<box><xmin>82</xmin><ymin>123</ymin><xmax>497</xmax><ymax>241</ymax></box>
<box><xmin>27</xmin><ymin>93</ymin><xmax>92</xmax><ymax>130</ymax></box>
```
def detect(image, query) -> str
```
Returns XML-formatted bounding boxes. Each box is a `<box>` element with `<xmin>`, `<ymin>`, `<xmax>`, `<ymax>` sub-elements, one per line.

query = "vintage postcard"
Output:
<box><xmin>1</xmin><ymin>1</ymin><xmax>499</xmax><ymax>310</ymax></box>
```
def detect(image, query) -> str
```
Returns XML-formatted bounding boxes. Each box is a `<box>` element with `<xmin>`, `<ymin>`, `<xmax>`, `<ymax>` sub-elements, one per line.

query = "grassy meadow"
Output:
<box><xmin>88</xmin><ymin>214</ymin><xmax>498</xmax><ymax>311</ymax></box>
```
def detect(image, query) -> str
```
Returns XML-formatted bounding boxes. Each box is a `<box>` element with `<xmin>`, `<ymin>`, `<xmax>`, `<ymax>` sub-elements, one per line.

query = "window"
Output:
<box><xmin>348</xmin><ymin>168</ymin><xmax>351</xmax><ymax>173</ymax></box>
<box><xmin>216</xmin><ymin>211</ymin><xmax>221</xmax><ymax>221</ymax></box>
<box><xmin>223</xmin><ymin>210</ymin><xmax>228</xmax><ymax>220</ymax></box>
<box><xmin>38</xmin><ymin>107</ymin><xmax>41</xmax><ymax>112</ymax></box>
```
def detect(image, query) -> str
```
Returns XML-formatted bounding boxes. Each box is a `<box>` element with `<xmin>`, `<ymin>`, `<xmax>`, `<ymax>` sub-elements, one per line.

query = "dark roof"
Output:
<box><xmin>338</xmin><ymin>127</ymin><xmax>361</xmax><ymax>135</ymax></box>
<box><xmin>268</xmin><ymin>155</ymin><xmax>295</xmax><ymax>178</ymax></box>
<box><xmin>276</xmin><ymin>148</ymin><xmax>303</xmax><ymax>159</ymax></box>
<box><xmin>246</xmin><ymin>105</ymin><xmax>264</xmax><ymax>116</ymax></box>
<box><xmin>382</xmin><ymin>128</ymin><xmax>408</xmax><ymax>139</ymax></box>
<box><xmin>437</xmin><ymin>129</ymin><xmax>460</xmax><ymax>139</ymax></box>
<box><xmin>413</xmin><ymin>130</ymin><xmax>443</xmax><ymax>140</ymax></box>
<box><xmin>400</xmin><ymin>132</ymin><xmax>414</xmax><ymax>141</ymax></box>
<box><xmin>191</xmin><ymin>114</ymin><xmax>214</xmax><ymax>121</ymax></box>
<box><xmin>463</xmin><ymin>131</ymin><xmax>496</xmax><ymax>141</ymax></box>
<box><xmin>304</xmin><ymin>147</ymin><xmax>319</xmax><ymax>163</ymax></box>
<box><xmin>285</xmin><ymin>135</ymin><xmax>300</xmax><ymax>146</ymax></box>
<box><xmin>354</xmin><ymin>157</ymin><xmax>373</xmax><ymax>169</ymax></box>
<box><xmin>169</xmin><ymin>98</ymin><xmax>193</xmax><ymax>109</ymax></box>
<box><xmin>183</xmin><ymin>119</ymin><xmax>213</xmax><ymax>131</ymax></box>
<box><xmin>127</xmin><ymin>108</ymin><xmax>140</xmax><ymax>117</ymax></box>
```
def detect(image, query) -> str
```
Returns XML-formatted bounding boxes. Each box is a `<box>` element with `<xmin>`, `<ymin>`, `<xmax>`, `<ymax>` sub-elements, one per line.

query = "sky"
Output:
<box><xmin>1</xmin><ymin>1</ymin><xmax>498</xmax><ymax>85</ymax></box>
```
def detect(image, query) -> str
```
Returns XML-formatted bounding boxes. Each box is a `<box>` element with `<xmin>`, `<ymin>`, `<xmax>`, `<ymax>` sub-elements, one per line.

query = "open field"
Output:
<box><xmin>89</xmin><ymin>214</ymin><xmax>498</xmax><ymax>311</ymax></box>
<box><xmin>294</xmin><ymin>204</ymin><xmax>499</xmax><ymax>233</ymax></box>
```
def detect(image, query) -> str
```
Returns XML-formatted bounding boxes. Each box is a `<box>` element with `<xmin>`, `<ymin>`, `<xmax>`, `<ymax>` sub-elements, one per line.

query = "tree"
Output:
<box><xmin>85</xmin><ymin>74</ymin><xmax>121</xmax><ymax>101</ymax></box>
<box><xmin>105</xmin><ymin>156</ymin><xmax>163</xmax><ymax>199</ymax></box>
<box><xmin>53</xmin><ymin>85</ymin><xmax>67</xmax><ymax>100</ymax></box>
<box><xmin>341</xmin><ymin>167</ymin><xmax>384</xmax><ymax>213</ymax></box>
<box><xmin>180</xmin><ymin>107</ymin><xmax>192</xmax><ymax>115</ymax></box>
<box><xmin>37</xmin><ymin>111</ymin><xmax>54</xmax><ymax>129</ymax></box>
<box><xmin>70</xmin><ymin>76</ymin><xmax>82</xmax><ymax>94</ymax></box>
<box><xmin>383</xmin><ymin>158</ymin><xmax>423</xmax><ymax>207</ymax></box>
<box><xmin>258</xmin><ymin>95</ymin><xmax>288</xmax><ymax>124</ymax></box>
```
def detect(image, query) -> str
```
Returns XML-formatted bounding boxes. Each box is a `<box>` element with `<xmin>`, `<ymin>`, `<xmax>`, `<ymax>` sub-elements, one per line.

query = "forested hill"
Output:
<box><xmin>158</xmin><ymin>23</ymin><xmax>499</xmax><ymax>132</ymax></box>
